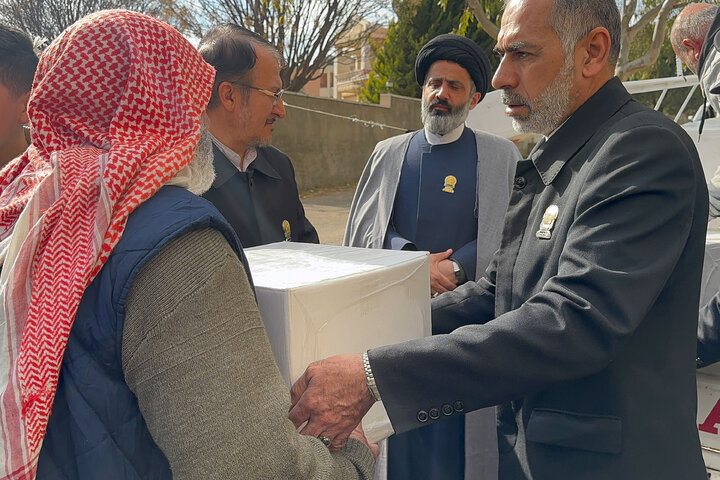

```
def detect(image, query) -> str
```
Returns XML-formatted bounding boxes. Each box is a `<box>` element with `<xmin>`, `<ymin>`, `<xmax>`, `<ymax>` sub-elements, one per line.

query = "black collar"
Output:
<box><xmin>529</xmin><ymin>77</ymin><xmax>631</xmax><ymax>186</ymax></box>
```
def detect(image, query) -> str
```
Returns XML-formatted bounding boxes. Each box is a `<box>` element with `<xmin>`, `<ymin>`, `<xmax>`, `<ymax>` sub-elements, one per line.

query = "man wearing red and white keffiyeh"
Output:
<box><xmin>0</xmin><ymin>10</ymin><xmax>375</xmax><ymax>480</ymax></box>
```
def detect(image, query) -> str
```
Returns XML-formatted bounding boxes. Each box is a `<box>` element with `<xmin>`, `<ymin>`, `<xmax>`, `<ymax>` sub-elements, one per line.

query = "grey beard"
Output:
<box><xmin>249</xmin><ymin>136</ymin><xmax>272</xmax><ymax>148</ymax></box>
<box><xmin>185</xmin><ymin>126</ymin><xmax>216</xmax><ymax>195</ymax></box>
<box><xmin>501</xmin><ymin>58</ymin><xmax>575</xmax><ymax>136</ymax></box>
<box><xmin>421</xmin><ymin>97</ymin><xmax>471</xmax><ymax>135</ymax></box>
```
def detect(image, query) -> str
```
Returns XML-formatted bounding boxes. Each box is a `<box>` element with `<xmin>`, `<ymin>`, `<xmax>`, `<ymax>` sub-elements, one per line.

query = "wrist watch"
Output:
<box><xmin>363</xmin><ymin>352</ymin><xmax>381</xmax><ymax>402</ymax></box>
<box><xmin>451</xmin><ymin>259</ymin><xmax>466</xmax><ymax>284</ymax></box>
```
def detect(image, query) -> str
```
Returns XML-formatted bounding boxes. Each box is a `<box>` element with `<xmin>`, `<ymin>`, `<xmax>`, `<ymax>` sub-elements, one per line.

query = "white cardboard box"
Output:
<box><xmin>245</xmin><ymin>242</ymin><xmax>431</xmax><ymax>442</ymax></box>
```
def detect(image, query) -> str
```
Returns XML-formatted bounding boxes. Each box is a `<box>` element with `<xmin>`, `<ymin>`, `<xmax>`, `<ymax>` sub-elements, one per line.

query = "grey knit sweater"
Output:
<box><xmin>122</xmin><ymin>228</ymin><xmax>375</xmax><ymax>479</ymax></box>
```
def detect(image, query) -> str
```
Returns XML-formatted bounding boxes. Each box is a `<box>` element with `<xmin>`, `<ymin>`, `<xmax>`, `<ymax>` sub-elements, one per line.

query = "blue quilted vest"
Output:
<box><xmin>36</xmin><ymin>186</ymin><xmax>248</xmax><ymax>479</ymax></box>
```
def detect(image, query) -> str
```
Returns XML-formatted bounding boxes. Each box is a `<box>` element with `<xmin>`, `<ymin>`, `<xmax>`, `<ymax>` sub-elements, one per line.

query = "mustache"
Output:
<box><xmin>500</xmin><ymin>90</ymin><xmax>528</xmax><ymax>106</ymax></box>
<box><xmin>428</xmin><ymin>98</ymin><xmax>451</xmax><ymax>111</ymax></box>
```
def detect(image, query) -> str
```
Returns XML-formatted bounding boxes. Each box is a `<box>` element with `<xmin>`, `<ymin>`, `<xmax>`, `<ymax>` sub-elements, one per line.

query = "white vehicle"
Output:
<box><xmin>468</xmin><ymin>76</ymin><xmax>720</xmax><ymax>478</ymax></box>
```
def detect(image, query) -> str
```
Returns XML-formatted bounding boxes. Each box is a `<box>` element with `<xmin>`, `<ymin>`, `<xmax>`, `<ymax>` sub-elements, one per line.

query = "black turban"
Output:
<box><xmin>415</xmin><ymin>34</ymin><xmax>492</xmax><ymax>99</ymax></box>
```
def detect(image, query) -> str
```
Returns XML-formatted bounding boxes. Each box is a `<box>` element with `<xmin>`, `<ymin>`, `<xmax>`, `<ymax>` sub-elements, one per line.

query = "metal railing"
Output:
<box><xmin>623</xmin><ymin>75</ymin><xmax>700</xmax><ymax>122</ymax></box>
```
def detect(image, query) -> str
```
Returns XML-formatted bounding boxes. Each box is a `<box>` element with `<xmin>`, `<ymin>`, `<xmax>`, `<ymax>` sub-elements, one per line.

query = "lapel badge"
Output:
<box><xmin>282</xmin><ymin>220</ymin><xmax>291</xmax><ymax>241</ymax></box>
<box><xmin>536</xmin><ymin>205</ymin><xmax>559</xmax><ymax>239</ymax></box>
<box><xmin>442</xmin><ymin>175</ymin><xmax>457</xmax><ymax>194</ymax></box>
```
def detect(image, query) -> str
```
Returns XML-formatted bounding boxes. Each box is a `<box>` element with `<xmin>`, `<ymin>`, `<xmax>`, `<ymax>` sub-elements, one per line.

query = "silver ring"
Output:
<box><xmin>318</xmin><ymin>435</ymin><xmax>332</xmax><ymax>447</ymax></box>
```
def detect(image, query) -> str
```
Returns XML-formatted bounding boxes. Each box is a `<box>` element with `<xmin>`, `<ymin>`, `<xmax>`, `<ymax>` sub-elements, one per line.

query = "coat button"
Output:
<box><xmin>429</xmin><ymin>408</ymin><xmax>440</xmax><ymax>420</ymax></box>
<box><xmin>417</xmin><ymin>410</ymin><xmax>429</xmax><ymax>423</ymax></box>
<box><xmin>453</xmin><ymin>400</ymin><xmax>464</xmax><ymax>412</ymax></box>
<box><xmin>442</xmin><ymin>404</ymin><xmax>453</xmax><ymax>416</ymax></box>
<box><xmin>514</xmin><ymin>176</ymin><xmax>526</xmax><ymax>189</ymax></box>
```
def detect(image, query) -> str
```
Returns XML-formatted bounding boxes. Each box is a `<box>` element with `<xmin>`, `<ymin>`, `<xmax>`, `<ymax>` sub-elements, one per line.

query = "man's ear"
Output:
<box><xmin>579</xmin><ymin>27</ymin><xmax>612</xmax><ymax>78</ymax></box>
<box><xmin>217</xmin><ymin>81</ymin><xmax>241</xmax><ymax>111</ymax></box>
<box><xmin>681</xmin><ymin>38</ymin><xmax>703</xmax><ymax>63</ymax></box>
<box><xmin>18</xmin><ymin>91</ymin><xmax>30</xmax><ymax>124</ymax></box>
<box><xmin>469</xmin><ymin>91</ymin><xmax>482</xmax><ymax>110</ymax></box>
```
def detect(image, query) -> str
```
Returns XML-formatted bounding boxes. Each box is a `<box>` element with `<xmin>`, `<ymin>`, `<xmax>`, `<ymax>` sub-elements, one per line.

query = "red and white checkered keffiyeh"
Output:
<box><xmin>0</xmin><ymin>10</ymin><xmax>215</xmax><ymax>479</ymax></box>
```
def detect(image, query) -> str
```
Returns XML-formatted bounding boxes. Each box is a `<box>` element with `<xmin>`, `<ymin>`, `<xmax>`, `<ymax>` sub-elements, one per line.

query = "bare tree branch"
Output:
<box><xmin>180</xmin><ymin>0</ymin><xmax>387</xmax><ymax>91</ymax></box>
<box><xmin>465</xmin><ymin>0</ymin><xmax>498</xmax><ymax>39</ymax></box>
<box><xmin>617</xmin><ymin>0</ymin><xmax>637</xmax><ymax>71</ymax></box>
<box><xmin>626</xmin><ymin>4</ymin><xmax>662</xmax><ymax>42</ymax></box>
<box><xmin>0</xmin><ymin>0</ymin><xmax>164</xmax><ymax>40</ymax></box>
<box><xmin>615</xmin><ymin>0</ymin><xmax>678</xmax><ymax>80</ymax></box>
<box><xmin>624</xmin><ymin>0</ymin><xmax>638</xmax><ymax>27</ymax></box>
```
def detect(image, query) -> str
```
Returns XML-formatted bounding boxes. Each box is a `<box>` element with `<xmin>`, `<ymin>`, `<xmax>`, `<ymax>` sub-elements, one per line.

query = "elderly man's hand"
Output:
<box><xmin>429</xmin><ymin>249</ymin><xmax>457</xmax><ymax>296</ymax></box>
<box><xmin>289</xmin><ymin>354</ymin><xmax>375</xmax><ymax>450</ymax></box>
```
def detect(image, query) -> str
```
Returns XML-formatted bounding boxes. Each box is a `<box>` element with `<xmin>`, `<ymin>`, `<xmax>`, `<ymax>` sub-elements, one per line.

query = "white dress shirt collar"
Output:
<box><xmin>208</xmin><ymin>132</ymin><xmax>257</xmax><ymax>172</ymax></box>
<box><xmin>424</xmin><ymin>123</ymin><xmax>465</xmax><ymax>145</ymax></box>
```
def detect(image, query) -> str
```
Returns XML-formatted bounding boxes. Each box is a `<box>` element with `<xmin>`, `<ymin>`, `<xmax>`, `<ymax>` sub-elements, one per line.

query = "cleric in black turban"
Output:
<box><xmin>415</xmin><ymin>33</ymin><xmax>492</xmax><ymax>99</ymax></box>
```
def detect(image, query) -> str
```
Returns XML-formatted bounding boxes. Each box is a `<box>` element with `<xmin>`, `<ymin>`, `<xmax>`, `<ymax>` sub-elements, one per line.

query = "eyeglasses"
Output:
<box><xmin>229</xmin><ymin>82</ymin><xmax>284</xmax><ymax>106</ymax></box>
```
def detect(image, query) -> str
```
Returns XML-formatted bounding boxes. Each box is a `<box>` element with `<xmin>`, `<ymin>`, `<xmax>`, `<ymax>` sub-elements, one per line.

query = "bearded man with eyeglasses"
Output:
<box><xmin>200</xmin><ymin>24</ymin><xmax>319</xmax><ymax>247</ymax></box>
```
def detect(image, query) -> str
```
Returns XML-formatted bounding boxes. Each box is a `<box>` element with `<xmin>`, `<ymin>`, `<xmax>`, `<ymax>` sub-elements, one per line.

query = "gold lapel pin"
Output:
<box><xmin>442</xmin><ymin>175</ymin><xmax>457</xmax><ymax>194</ymax></box>
<box><xmin>282</xmin><ymin>220</ymin><xmax>291</xmax><ymax>241</ymax></box>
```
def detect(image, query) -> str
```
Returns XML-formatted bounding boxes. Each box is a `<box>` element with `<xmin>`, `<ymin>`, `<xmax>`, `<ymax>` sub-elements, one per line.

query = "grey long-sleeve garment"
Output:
<box><xmin>122</xmin><ymin>228</ymin><xmax>374</xmax><ymax>479</ymax></box>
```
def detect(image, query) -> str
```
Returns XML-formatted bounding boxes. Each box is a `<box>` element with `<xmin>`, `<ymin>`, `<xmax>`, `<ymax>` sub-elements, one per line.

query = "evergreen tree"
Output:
<box><xmin>361</xmin><ymin>0</ymin><xmax>497</xmax><ymax>103</ymax></box>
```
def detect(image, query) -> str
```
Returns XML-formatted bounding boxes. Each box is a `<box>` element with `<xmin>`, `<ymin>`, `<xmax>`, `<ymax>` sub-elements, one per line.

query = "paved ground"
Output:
<box><xmin>300</xmin><ymin>185</ymin><xmax>355</xmax><ymax>246</ymax></box>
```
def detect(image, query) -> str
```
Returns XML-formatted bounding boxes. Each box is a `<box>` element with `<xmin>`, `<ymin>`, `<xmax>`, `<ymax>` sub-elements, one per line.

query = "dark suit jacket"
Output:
<box><xmin>202</xmin><ymin>145</ymin><xmax>319</xmax><ymax>248</ymax></box>
<box><xmin>369</xmin><ymin>78</ymin><xmax>708</xmax><ymax>479</ymax></box>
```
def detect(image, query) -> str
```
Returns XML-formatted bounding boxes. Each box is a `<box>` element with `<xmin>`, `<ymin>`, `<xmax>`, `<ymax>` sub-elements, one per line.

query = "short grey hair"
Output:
<box><xmin>546</xmin><ymin>0</ymin><xmax>621</xmax><ymax>67</ymax></box>
<box><xmin>671</xmin><ymin>5</ymin><xmax>719</xmax><ymax>53</ymax></box>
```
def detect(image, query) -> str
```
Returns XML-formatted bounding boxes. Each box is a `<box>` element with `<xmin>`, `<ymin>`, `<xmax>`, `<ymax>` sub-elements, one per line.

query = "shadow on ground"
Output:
<box><xmin>301</xmin><ymin>185</ymin><xmax>355</xmax><ymax>246</ymax></box>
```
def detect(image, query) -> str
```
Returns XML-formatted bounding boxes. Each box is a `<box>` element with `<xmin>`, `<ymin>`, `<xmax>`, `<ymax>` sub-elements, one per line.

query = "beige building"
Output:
<box><xmin>301</xmin><ymin>65</ymin><xmax>335</xmax><ymax>98</ymax></box>
<box><xmin>301</xmin><ymin>20</ymin><xmax>387</xmax><ymax>101</ymax></box>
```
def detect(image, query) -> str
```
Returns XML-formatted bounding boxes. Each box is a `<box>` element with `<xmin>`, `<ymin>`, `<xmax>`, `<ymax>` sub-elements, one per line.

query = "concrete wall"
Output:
<box><xmin>271</xmin><ymin>92</ymin><xmax>422</xmax><ymax>191</ymax></box>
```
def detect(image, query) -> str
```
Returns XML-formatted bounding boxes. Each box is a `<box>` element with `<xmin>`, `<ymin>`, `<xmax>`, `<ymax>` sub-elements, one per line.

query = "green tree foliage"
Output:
<box><xmin>361</xmin><ymin>0</ymin><xmax>497</xmax><ymax>103</ymax></box>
